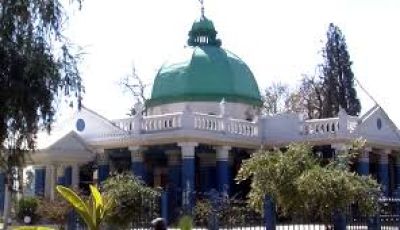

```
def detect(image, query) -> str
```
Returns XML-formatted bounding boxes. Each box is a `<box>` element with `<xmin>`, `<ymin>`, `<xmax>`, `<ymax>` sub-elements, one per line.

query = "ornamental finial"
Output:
<box><xmin>198</xmin><ymin>0</ymin><xmax>205</xmax><ymax>18</ymax></box>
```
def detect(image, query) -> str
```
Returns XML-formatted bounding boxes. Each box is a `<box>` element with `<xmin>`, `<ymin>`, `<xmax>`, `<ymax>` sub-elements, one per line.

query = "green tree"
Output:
<box><xmin>0</xmin><ymin>1</ymin><xmax>83</xmax><ymax>228</ymax></box>
<box><xmin>321</xmin><ymin>23</ymin><xmax>361</xmax><ymax>117</ymax></box>
<box><xmin>102</xmin><ymin>174</ymin><xmax>160</xmax><ymax>228</ymax></box>
<box><xmin>236</xmin><ymin>142</ymin><xmax>380</xmax><ymax>224</ymax></box>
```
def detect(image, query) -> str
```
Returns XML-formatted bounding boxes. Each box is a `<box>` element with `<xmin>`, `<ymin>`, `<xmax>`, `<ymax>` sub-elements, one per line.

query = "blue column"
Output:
<box><xmin>216</xmin><ymin>146</ymin><xmax>231</xmax><ymax>194</ymax></box>
<box><xmin>34</xmin><ymin>167</ymin><xmax>46</xmax><ymax>196</ymax></box>
<box><xmin>395</xmin><ymin>156</ymin><xmax>400</xmax><ymax>195</ymax></box>
<box><xmin>0</xmin><ymin>172</ymin><xmax>5</xmax><ymax>215</ymax></box>
<box><xmin>179</xmin><ymin>142</ymin><xmax>197</xmax><ymax>213</ymax></box>
<box><xmin>130</xmin><ymin>147</ymin><xmax>146</xmax><ymax>182</ymax></box>
<box><xmin>64</xmin><ymin>166</ymin><xmax>72</xmax><ymax>186</ymax></box>
<box><xmin>98</xmin><ymin>164</ymin><xmax>109</xmax><ymax>184</ymax></box>
<box><xmin>378</xmin><ymin>153</ymin><xmax>389</xmax><ymax>197</ymax></box>
<box><xmin>97</xmin><ymin>151</ymin><xmax>109</xmax><ymax>184</ymax></box>
<box><xmin>161</xmin><ymin>192</ymin><xmax>168</xmax><ymax>225</ymax></box>
<box><xmin>333</xmin><ymin>211</ymin><xmax>346</xmax><ymax>230</ymax></box>
<box><xmin>167</xmin><ymin>152</ymin><xmax>181</xmax><ymax>221</ymax></box>
<box><xmin>264</xmin><ymin>195</ymin><xmax>276</xmax><ymax>230</ymax></box>
<box><xmin>357</xmin><ymin>150</ymin><xmax>370</xmax><ymax>176</ymax></box>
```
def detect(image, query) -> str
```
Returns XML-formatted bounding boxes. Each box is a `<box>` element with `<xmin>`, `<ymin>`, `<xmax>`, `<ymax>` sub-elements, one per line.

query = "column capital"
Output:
<box><xmin>178</xmin><ymin>142</ymin><xmax>198</xmax><ymax>148</ymax></box>
<box><xmin>178</xmin><ymin>142</ymin><xmax>198</xmax><ymax>159</ymax></box>
<box><xmin>363</xmin><ymin>147</ymin><xmax>372</xmax><ymax>152</ymax></box>
<box><xmin>95</xmin><ymin>148</ymin><xmax>105</xmax><ymax>154</ymax></box>
<box><xmin>381</xmin><ymin>149</ymin><xmax>392</xmax><ymax>155</ymax></box>
<box><xmin>97</xmin><ymin>152</ymin><xmax>109</xmax><ymax>165</ymax></box>
<box><xmin>215</xmin><ymin>146</ymin><xmax>232</xmax><ymax>161</ymax></box>
<box><xmin>128</xmin><ymin>146</ymin><xmax>146</xmax><ymax>152</ymax></box>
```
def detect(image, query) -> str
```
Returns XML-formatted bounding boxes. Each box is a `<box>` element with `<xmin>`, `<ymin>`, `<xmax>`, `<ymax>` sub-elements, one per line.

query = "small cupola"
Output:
<box><xmin>187</xmin><ymin>2</ymin><xmax>221</xmax><ymax>47</ymax></box>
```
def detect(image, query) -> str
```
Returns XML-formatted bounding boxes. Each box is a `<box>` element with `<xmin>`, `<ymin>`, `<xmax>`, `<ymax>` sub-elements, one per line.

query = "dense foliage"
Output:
<box><xmin>102</xmin><ymin>174</ymin><xmax>160</xmax><ymax>228</ymax></box>
<box><xmin>236</xmin><ymin>143</ymin><xmax>380</xmax><ymax>223</ymax></box>
<box><xmin>0</xmin><ymin>0</ymin><xmax>83</xmax><ymax>183</ymax></box>
<box><xmin>16</xmin><ymin>197</ymin><xmax>39</xmax><ymax>224</ymax></box>
<box><xmin>37</xmin><ymin>196</ymin><xmax>72</xmax><ymax>229</ymax></box>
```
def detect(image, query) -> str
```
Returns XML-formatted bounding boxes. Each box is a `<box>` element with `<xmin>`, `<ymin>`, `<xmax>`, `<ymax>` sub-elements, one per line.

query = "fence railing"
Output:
<box><xmin>68</xmin><ymin>194</ymin><xmax>400</xmax><ymax>230</ymax></box>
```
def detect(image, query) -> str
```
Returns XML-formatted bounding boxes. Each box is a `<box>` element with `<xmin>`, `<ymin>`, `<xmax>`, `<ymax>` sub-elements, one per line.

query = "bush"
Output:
<box><xmin>36</xmin><ymin>195</ymin><xmax>72</xmax><ymax>230</ymax></box>
<box><xmin>16</xmin><ymin>197</ymin><xmax>39</xmax><ymax>224</ymax></box>
<box><xmin>103</xmin><ymin>173</ymin><xmax>160</xmax><ymax>228</ymax></box>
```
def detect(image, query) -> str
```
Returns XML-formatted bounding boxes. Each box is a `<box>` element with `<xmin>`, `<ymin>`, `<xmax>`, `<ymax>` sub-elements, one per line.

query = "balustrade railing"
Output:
<box><xmin>194</xmin><ymin>113</ymin><xmax>223</xmax><ymax>131</ymax></box>
<box><xmin>226</xmin><ymin>118</ymin><xmax>258</xmax><ymax>137</ymax></box>
<box><xmin>113</xmin><ymin>118</ymin><xmax>134</xmax><ymax>132</ymax></box>
<box><xmin>302</xmin><ymin>118</ymin><xmax>340</xmax><ymax>135</ymax></box>
<box><xmin>112</xmin><ymin>113</ymin><xmax>259</xmax><ymax>138</ymax></box>
<box><xmin>142</xmin><ymin>113</ymin><xmax>182</xmax><ymax>132</ymax></box>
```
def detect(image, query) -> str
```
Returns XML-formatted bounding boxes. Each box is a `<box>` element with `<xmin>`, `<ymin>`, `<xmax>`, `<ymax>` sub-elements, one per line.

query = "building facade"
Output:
<box><xmin>1</xmin><ymin>12</ymin><xmax>400</xmax><ymax>215</ymax></box>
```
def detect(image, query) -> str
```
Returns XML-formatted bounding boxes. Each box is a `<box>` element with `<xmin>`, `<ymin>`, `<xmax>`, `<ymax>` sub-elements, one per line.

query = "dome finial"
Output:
<box><xmin>198</xmin><ymin>0</ymin><xmax>205</xmax><ymax>18</ymax></box>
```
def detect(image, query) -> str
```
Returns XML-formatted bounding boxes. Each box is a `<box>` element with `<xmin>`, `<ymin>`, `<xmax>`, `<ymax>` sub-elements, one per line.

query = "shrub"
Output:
<box><xmin>102</xmin><ymin>173</ymin><xmax>160</xmax><ymax>228</ymax></box>
<box><xmin>37</xmin><ymin>196</ymin><xmax>71</xmax><ymax>230</ymax></box>
<box><xmin>16</xmin><ymin>197</ymin><xmax>39</xmax><ymax>224</ymax></box>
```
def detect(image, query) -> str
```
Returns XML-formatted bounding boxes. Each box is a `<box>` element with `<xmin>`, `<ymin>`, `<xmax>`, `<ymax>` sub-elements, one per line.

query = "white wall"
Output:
<box><xmin>147</xmin><ymin>101</ymin><xmax>261</xmax><ymax>120</ymax></box>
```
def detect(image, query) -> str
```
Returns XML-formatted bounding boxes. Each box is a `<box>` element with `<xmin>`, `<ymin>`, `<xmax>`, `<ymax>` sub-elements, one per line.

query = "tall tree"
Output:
<box><xmin>119</xmin><ymin>65</ymin><xmax>149</xmax><ymax>115</ymax></box>
<box><xmin>262</xmin><ymin>82</ymin><xmax>290</xmax><ymax>115</ymax></box>
<box><xmin>321</xmin><ymin>23</ymin><xmax>361</xmax><ymax>117</ymax></box>
<box><xmin>0</xmin><ymin>1</ymin><xmax>83</xmax><ymax>228</ymax></box>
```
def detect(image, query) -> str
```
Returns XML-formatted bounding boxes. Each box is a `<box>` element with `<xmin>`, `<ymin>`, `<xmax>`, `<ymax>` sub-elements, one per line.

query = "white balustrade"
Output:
<box><xmin>142</xmin><ymin>113</ymin><xmax>182</xmax><ymax>132</ymax></box>
<box><xmin>112</xmin><ymin>112</ymin><xmax>259</xmax><ymax>137</ymax></box>
<box><xmin>194</xmin><ymin>113</ymin><xmax>223</xmax><ymax>131</ymax></box>
<box><xmin>113</xmin><ymin>118</ymin><xmax>134</xmax><ymax>131</ymax></box>
<box><xmin>302</xmin><ymin>118</ymin><xmax>340</xmax><ymax>135</ymax></box>
<box><xmin>112</xmin><ymin>113</ymin><xmax>182</xmax><ymax>133</ymax></box>
<box><xmin>226</xmin><ymin>118</ymin><xmax>258</xmax><ymax>137</ymax></box>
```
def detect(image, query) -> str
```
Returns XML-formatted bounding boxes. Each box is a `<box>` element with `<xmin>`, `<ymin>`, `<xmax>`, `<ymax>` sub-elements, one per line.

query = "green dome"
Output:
<box><xmin>147</xmin><ymin>17</ymin><xmax>262</xmax><ymax>107</ymax></box>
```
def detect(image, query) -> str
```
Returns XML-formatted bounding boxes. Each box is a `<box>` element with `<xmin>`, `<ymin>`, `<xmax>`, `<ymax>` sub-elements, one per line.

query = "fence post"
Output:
<box><xmin>264</xmin><ymin>195</ymin><xmax>276</xmax><ymax>230</ymax></box>
<box><xmin>368</xmin><ymin>215</ymin><xmax>380</xmax><ymax>230</ymax></box>
<box><xmin>208</xmin><ymin>189</ymin><xmax>219</xmax><ymax>230</ymax></box>
<box><xmin>161</xmin><ymin>191</ymin><xmax>168</xmax><ymax>225</ymax></box>
<box><xmin>333</xmin><ymin>211</ymin><xmax>346</xmax><ymax>230</ymax></box>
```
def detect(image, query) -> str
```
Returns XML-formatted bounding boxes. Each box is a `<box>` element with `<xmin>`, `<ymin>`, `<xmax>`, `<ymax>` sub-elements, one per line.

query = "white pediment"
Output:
<box><xmin>355</xmin><ymin>105</ymin><xmax>400</xmax><ymax>146</ymax></box>
<box><xmin>33</xmin><ymin>131</ymin><xmax>95</xmax><ymax>164</ymax></box>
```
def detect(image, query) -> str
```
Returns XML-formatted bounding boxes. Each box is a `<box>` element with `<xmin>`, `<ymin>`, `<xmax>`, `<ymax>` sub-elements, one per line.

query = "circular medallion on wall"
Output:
<box><xmin>76</xmin><ymin>118</ymin><xmax>86</xmax><ymax>132</ymax></box>
<box><xmin>377</xmin><ymin>118</ymin><xmax>382</xmax><ymax>130</ymax></box>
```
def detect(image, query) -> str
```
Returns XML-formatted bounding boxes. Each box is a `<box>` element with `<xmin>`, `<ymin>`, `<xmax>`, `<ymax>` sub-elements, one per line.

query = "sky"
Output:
<box><xmin>62</xmin><ymin>0</ymin><xmax>400</xmax><ymax>125</ymax></box>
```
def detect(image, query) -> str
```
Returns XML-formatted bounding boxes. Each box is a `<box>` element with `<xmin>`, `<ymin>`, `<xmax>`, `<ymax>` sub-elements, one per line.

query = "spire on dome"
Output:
<box><xmin>187</xmin><ymin>0</ymin><xmax>222</xmax><ymax>47</ymax></box>
<box><xmin>199</xmin><ymin>0</ymin><xmax>205</xmax><ymax>18</ymax></box>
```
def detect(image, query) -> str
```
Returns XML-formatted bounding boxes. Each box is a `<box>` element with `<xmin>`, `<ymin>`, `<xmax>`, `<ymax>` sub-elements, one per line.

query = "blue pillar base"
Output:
<box><xmin>182</xmin><ymin>157</ymin><xmax>195</xmax><ymax>213</ymax></box>
<box><xmin>98</xmin><ymin>164</ymin><xmax>109</xmax><ymax>184</ymax></box>
<box><xmin>333</xmin><ymin>211</ymin><xmax>346</xmax><ymax>230</ymax></box>
<box><xmin>264</xmin><ymin>195</ymin><xmax>276</xmax><ymax>230</ymax></box>
<box><xmin>217</xmin><ymin>160</ymin><xmax>230</xmax><ymax>194</ymax></box>
<box><xmin>378</xmin><ymin>163</ymin><xmax>389</xmax><ymax>196</ymax></box>
<box><xmin>132</xmin><ymin>161</ymin><xmax>146</xmax><ymax>182</ymax></box>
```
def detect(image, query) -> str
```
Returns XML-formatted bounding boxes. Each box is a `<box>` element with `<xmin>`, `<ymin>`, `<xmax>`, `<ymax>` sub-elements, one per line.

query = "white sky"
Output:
<box><xmin>62</xmin><ymin>0</ymin><xmax>400</xmax><ymax>125</ymax></box>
